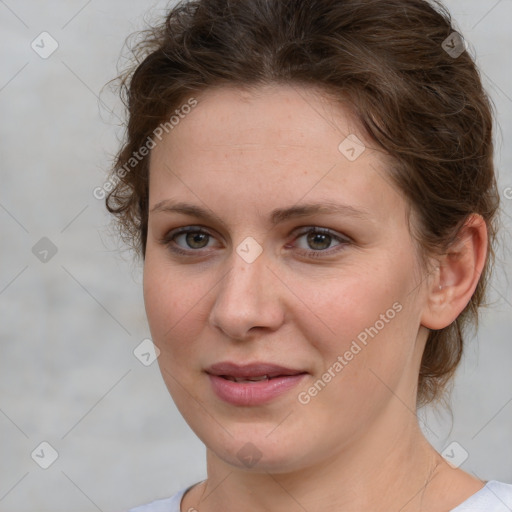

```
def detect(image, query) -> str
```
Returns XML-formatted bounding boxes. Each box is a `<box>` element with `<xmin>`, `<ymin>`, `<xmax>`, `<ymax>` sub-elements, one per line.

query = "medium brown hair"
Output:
<box><xmin>106</xmin><ymin>0</ymin><xmax>499</xmax><ymax>407</ymax></box>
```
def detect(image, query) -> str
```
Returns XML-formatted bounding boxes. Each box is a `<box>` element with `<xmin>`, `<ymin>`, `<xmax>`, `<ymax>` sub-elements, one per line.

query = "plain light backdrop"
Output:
<box><xmin>0</xmin><ymin>1</ymin><xmax>511</xmax><ymax>511</ymax></box>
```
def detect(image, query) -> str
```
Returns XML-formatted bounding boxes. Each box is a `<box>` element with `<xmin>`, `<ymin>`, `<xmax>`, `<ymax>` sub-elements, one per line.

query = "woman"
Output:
<box><xmin>106</xmin><ymin>0</ymin><xmax>512</xmax><ymax>510</ymax></box>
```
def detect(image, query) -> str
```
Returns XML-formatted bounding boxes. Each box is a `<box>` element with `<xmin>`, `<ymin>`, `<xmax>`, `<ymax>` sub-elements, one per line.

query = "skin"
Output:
<box><xmin>143</xmin><ymin>84</ymin><xmax>488</xmax><ymax>512</ymax></box>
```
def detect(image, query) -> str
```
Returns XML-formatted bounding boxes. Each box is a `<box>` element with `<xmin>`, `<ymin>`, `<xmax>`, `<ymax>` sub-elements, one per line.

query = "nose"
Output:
<box><xmin>208</xmin><ymin>247</ymin><xmax>285</xmax><ymax>340</ymax></box>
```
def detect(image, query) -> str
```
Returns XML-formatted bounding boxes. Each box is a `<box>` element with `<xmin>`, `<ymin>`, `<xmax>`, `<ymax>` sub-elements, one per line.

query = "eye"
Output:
<box><xmin>178</xmin><ymin>230</ymin><xmax>210</xmax><ymax>249</ymax></box>
<box><xmin>291</xmin><ymin>227</ymin><xmax>350</xmax><ymax>258</ymax></box>
<box><xmin>160</xmin><ymin>226</ymin><xmax>219</xmax><ymax>255</ymax></box>
<box><xmin>160</xmin><ymin>225</ymin><xmax>351</xmax><ymax>259</ymax></box>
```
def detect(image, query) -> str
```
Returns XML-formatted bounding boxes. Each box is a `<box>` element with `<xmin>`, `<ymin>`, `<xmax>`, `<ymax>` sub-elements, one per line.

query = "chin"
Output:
<box><xmin>198</xmin><ymin>423</ymin><xmax>313</xmax><ymax>474</ymax></box>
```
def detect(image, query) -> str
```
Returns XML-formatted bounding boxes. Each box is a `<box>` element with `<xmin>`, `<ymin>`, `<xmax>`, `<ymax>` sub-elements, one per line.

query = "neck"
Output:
<box><xmin>190</xmin><ymin>405</ymin><xmax>444</xmax><ymax>512</ymax></box>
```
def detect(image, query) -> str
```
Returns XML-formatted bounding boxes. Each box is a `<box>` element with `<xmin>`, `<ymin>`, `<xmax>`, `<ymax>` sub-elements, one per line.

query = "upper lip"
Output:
<box><xmin>206</xmin><ymin>362</ymin><xmax>306</xmax><ymax>379</ymax></box>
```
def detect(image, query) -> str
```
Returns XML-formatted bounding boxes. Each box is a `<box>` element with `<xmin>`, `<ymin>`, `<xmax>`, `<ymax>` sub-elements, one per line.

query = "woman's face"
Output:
<box><xmin>144</xmin><ymin>84</ymin><xmax>432</xmax><ymax>472</ymax></box>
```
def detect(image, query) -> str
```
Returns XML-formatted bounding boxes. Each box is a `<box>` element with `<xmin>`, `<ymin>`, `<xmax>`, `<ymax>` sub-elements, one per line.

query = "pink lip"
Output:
<box><xmin>205</xmin><ymin>361</ymin><xmax>307</xmax><ymax>406</ymax></box>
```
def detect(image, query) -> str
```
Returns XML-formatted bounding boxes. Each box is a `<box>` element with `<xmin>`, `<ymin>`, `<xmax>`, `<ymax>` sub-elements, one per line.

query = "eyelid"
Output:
<box><xmin>160</xmin><ymin>225</ymin><xmax>352</xmax><ymax>257</ymax></box>
<box><xmin>162</xmin><ymin>225</ymin><xmax>216</xmax><ymax>238</ymax></box>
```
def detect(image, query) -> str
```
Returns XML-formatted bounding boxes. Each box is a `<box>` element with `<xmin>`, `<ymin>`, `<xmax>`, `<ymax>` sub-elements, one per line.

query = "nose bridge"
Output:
<box><xmin>209</xmin><ymin>243</ymin><xmax>282</xmax><ymax>338</ymax></box>
<box><xmin>225</xmin><ymin>255</ymin><xmax>260</xmax><ymax>300</ymax></box>
<box><xmin>218</xmin><ymin>247</ymin><xmax>269</xmax><ymax>311</ymax></box>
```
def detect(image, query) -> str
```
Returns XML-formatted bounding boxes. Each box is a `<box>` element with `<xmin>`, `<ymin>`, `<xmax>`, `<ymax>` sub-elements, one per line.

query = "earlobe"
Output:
<box><xmin>421</xmin><ymin>214</ymin><xmax>488</xmax><ymax>330</ymax></box>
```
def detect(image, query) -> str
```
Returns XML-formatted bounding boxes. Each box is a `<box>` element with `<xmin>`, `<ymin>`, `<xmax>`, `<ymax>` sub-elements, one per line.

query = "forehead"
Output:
<box><xmin>148</xmin><ymin>84</ymin><xmax>406</xmax><ymax>228</ymax></box>
<box><xmin>170</xmin><ymin>83</ymin><xmax>364</xmax><ymax>150</ymax></box>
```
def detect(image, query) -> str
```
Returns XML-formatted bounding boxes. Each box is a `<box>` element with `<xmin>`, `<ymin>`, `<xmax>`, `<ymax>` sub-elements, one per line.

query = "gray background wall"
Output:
<box><xmin>0</xmin><ymin>1</ymin><xmax>511</xmax><ymax>511</ymax></box>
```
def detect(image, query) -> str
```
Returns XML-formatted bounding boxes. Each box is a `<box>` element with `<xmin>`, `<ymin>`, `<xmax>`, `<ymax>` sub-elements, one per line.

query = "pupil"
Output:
<box><xmin>187</xmin><ymin>232</ymin><xmax>208</xmax><ymax>248</ymax></box>
<box><xmin>308</xmin><ymin>232</ymin><xmax>330</xmax><ymax>250</ymax></box>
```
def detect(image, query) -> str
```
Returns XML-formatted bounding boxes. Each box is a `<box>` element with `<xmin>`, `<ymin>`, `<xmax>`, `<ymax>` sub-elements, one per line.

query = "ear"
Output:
<box><xmin>421</xmin><ymin>214</ymin><xmax>488</xmax><ymax>330</ymax></box>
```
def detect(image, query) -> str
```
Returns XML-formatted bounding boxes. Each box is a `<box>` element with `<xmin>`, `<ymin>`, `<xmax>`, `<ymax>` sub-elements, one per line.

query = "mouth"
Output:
<box><xmin>205</xmin><ymin>361</ymin><xmax>307</xmax><ymax>380</ymax></box>
<box><xmin>218</xmin><ymin>373</ymin><xmax>305</xmax><ymax>384</ymax></box>
<box><xmin>221</xmin><ymin>375</ymin><xmax>274</xmax><ymax>383</ymax></box>
<box><xmin>205</xmin><ymin>362</ymin><xmax>308</xmax><ymax>406</ymax></box>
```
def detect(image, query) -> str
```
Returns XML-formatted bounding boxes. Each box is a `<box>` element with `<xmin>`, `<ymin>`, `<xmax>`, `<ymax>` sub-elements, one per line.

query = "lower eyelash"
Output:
<box><xmin>297</xmin><ymin>239</ymin><xmax>348</xmax><ymax>258</ymax></box>
<box><xmin>166</xmin><ymin>245</ymin><xmax>193</xmax><ymax>256</ymax></box>
<box><xmin>301</xmin><ymin>246</ymin><xmax>343</xmax><ymax>258</ymax></box>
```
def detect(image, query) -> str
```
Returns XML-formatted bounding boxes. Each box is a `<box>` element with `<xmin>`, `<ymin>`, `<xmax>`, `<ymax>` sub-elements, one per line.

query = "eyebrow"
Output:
<box><xmin>150</xmin><ymin>200</ymin><xmax>371</xmax><ymax>226</ymax></box>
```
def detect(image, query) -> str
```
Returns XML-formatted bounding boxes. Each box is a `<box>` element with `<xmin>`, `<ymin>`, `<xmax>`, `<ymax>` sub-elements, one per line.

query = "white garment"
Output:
<box><xmin>127</xmin><ymin>480</ymin><xmax>512</xmax><ymax>512</ymax></box>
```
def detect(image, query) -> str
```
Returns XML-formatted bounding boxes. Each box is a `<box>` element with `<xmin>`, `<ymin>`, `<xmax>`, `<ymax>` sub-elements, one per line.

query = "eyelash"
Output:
<box><xmin>159</xmin><ymin>225</ymin><xmax>351</xmax><ymax>259</ymax></box>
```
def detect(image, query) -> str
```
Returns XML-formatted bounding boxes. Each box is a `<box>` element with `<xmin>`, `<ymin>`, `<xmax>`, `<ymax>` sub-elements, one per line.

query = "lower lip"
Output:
<box><xmin>207</xmin><ymin>373</ymin><xmax>307</xmax><ymax>406</ymax></box>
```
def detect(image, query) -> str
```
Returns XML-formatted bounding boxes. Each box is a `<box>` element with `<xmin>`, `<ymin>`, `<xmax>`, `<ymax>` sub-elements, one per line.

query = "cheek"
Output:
<box><xmin>143</xmin><ymin>253</ymin><xmax>206</xmax><ymax>360</ymax></box>
<box><xmin>296</xmin><ymin>265</ymin><xmax>401</xmax><ymax>338</ymax></box>
<box><xmin>143</xmin><ymin>256</ymin><xmax>212</xmax><ymax>414</ymax></box>
<box><xmin>292</xmin><ymin>278</ymin><xmax>417</xmax><ymax>428</ymax></box>
<box><xmin>292</xmin><ymin>257</ymin><xmax>419</xmax><ymax>377</ymax></box>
